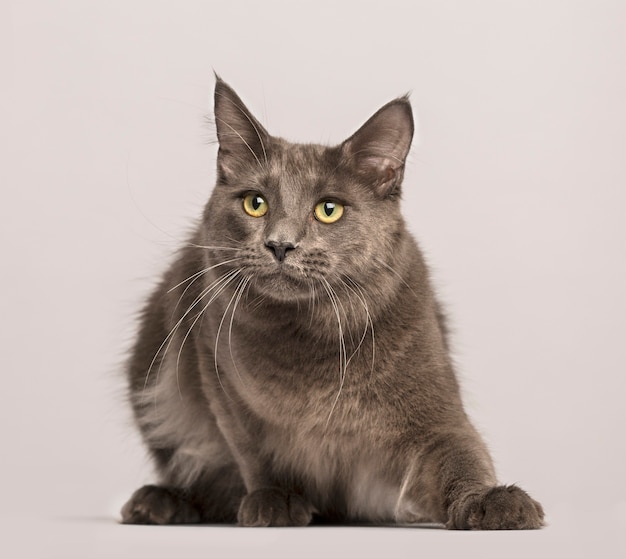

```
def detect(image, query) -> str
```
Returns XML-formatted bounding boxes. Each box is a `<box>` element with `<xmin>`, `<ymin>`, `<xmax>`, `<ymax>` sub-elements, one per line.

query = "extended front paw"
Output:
<box><xmin>121</xmin><ymin>485</ymin><xmax>201</xmax><ymax>525</ymax></box>
<box><xmin>450</xmin><ymin>485</ymin><xmax>544</xmax><ymax>530</ymax></box>
<box><xmin>237</xmin><ymin>488</ymin><xmax>313</xmax><ymax>527</ymax></box>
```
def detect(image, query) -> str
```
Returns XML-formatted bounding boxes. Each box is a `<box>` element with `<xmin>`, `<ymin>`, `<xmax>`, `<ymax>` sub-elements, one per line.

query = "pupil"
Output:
<box><xmin>324</xmin><ymin>202</ymin><xmax>334</xmax><ymax>216</ymax></box>
<box><xmin>252</xmin><ymin>197</ymin><xmax>262</xmax><ymax>210</ymax></box>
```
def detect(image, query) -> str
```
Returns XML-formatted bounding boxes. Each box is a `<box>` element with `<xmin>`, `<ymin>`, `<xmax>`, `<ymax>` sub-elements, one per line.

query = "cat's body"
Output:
<box><xmin>121</xmin><ymin>78</ymin><xmax>544</xmax><ymax>529</ymax></box>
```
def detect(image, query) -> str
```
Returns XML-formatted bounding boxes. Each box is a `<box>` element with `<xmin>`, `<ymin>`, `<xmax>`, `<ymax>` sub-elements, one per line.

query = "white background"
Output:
<box><xmin>2</xmin><ymin>1</ymin><xmax>625</xmax><ymax>557</ymax></box>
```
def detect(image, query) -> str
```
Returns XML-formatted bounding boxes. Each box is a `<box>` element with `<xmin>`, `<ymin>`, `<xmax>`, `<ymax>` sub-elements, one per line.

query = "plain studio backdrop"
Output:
<box><xmin>1</xmin><ymin>1</ymin><xmax>624</xmax><ymax>557</ymax></box>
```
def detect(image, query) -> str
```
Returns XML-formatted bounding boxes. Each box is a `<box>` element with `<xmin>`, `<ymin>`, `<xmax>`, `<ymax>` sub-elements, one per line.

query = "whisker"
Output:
<box><xmin>308</xmin><ymin>279</ymin><xmax>317</xmax><ymax>329</ymax></box>
<box><xmin>142</xmin><ymin>268</ymin><xmax>240</xmax><ymax>404</ymax></box>
<box><xmin>247</xmin><ymin>288</ymin><xmax>267</xmax><ymax>311</ymax></box>
<box><xmin>342</xmin><ymin>276</ymin><xmax>376</xmax><ymax>376</ymax></box>
<box><xmin>213</xmin><ymin>273</ymin><xmax>248</xmax><ymax>398</ymax></box>
<box><xmin>157</xmin><ymin>270</ymin><xmax>240</xmax><ymax>405</ymax></box>
<box><xmin>338</xmin><ymin>278</ymin><xmax>367</xmax><ymax>364</ymax></box>
<box><xmin>174</xmin><ymin>269</ymin><xmax>242</xmax><ymax>400</ymax></box>
<box><xmin>185</xmin><ymin>243</ymin><xmax>243</xmax><ymax>251</ymax></box>
<box><xmin>320</xmin><ymin>277</ymin><xmax>347</xmax><ymax>428</ymax></box>
<box><xmin>167</xmin><ymin>257</ymin><xmax>243</xmax><ymax>293</ymax></box>
<box><xmin>223</xmin><ymin>235</ymin><xmax>245</xmax><ymax>247</ymax></box>
<box><xmin>168</xmin><ymin>257</ymin><xmax>244</xmax><ymax>323</ymax></box>
<box><xmin>228</xmin><ymin>275</ymin><xmax>253</xmax><ymax>384</ymax></box>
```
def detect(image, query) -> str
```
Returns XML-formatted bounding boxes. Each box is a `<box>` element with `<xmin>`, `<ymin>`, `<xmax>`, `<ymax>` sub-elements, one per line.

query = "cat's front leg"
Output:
<box><xmin>206</xmin><ymin>398</ymin><xmax>314</xmax><ymax>527</ymax></box>
<box><xmin>404</xmin><ymin>427</ymin><xmax>544</xmax><ymax>530</ymax></box>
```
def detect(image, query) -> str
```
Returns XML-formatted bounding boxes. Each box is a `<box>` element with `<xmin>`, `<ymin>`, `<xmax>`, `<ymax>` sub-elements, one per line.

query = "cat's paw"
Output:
<box><xmin>451</xmin><ymin>485</ymin><xmax>544</xmax><ymax>530</ymax></box>
<box><xmin>237</xmin><ymin>488</ymin><xmax>313</xmax><ymax>527</ymax></box>
<box><xmin>121</xmin><ymin>485</ymin><xmax>201</xmax><ymax>525</ymax></box>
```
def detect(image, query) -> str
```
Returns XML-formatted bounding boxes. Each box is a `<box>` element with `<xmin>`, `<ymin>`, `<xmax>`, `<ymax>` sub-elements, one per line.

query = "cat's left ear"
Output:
<box><xmin>214</xmin><ymin>76</ymin><xmax>270</xmax><ymax>181</ymax></box>
<box><xmin>341</xmin><ymin>97</ymin><xmax>414</xmax><ymax>197</ymax></box>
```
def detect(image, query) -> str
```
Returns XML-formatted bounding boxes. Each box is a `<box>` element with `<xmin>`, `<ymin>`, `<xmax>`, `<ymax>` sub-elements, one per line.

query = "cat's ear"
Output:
<box><xmin>341</xmin><ymin>97</ymin><xmax>414</xmax><ymax>197</ymax></box>
<box><xmin>214</xmin><ymin>77</ymin><xmax>269</xmax><ymax>180</ymax></box>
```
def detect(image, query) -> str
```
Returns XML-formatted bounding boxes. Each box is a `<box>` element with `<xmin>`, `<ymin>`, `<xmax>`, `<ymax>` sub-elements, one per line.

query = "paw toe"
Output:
<box><xmin>121</xmin><ymin>485</ymin><xmax>200</xmax><ymax>525</ymax></box>
<box><xmin>468</xmin><ymin>485</ymin><xmax>544</xmax><ymax>530</ymax></box>
<box><xmin>238</xmin><ymin>488</ymin><xmax>313</xmax><ymax>527</ymax></box>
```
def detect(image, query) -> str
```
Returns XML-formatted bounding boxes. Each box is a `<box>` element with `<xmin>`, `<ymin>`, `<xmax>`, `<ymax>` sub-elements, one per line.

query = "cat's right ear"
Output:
<box><xmin>340</xmin><ymin>97</ymin><xmax>414</xmax><ymax>198</ymax></box>
<box><xmin>214</xmin><ymin>77</ymin><xmax>269</xmax><ymax>181</ymax></box>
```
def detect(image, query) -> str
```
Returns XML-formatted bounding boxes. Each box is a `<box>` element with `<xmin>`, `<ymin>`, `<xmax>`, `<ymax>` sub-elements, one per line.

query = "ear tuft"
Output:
<box><xmin>341</xmin><ymin>98</ymin><xmax>414</xmax><ymax>197</ymax></box>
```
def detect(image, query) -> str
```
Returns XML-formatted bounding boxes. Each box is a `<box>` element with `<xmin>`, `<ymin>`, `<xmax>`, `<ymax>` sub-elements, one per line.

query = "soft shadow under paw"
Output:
<box><xmin>238</xmin><ymin>488</ymin><xmax>313</xmax><ymax>527</ymax></box>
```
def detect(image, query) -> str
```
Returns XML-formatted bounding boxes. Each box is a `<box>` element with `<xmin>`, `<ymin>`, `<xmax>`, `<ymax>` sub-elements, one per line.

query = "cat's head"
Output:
<box><xmin>203</xmin><ymin>77</ymin><xmax>414</xmax><ymax>302</ymax></box>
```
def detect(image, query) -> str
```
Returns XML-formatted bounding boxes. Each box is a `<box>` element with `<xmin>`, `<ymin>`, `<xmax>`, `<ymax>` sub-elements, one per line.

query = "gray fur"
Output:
<box><xmin>121</xmin><ymin>78</ymin><xmax>544</xmax><ymax>529</ymax></box>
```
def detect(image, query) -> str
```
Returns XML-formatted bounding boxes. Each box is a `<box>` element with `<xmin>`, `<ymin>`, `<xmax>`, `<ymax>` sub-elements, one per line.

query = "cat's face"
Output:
<box><xmin>203</xmin><ymin>79</ymin><xmax>414</xmax><ymax>302</ymax></box>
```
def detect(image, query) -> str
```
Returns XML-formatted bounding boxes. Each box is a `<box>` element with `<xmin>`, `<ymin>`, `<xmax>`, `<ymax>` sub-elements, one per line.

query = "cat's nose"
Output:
<box><xmin>265</xmin><ymin>241</ymin><xmax>296</xmax><ymax>263</ymax></box>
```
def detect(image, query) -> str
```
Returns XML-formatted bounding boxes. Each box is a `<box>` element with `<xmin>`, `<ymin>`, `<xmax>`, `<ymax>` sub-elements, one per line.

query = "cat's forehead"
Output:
<box><xmin>267</xmin><ymin>141</ymin><xmax>334</xmax><ymax>182</ymax></box>
<box><xmin>259</xmin><ymin>140</ymin><xmax>347</xmax><ymax>205</ymax></box>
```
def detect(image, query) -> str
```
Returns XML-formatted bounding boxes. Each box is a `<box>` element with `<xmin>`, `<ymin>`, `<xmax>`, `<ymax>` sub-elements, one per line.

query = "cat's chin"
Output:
<box><xmin>253</xmin><ymin>270</ymin><xmax>316</xmax><ymax>302</ymax></box>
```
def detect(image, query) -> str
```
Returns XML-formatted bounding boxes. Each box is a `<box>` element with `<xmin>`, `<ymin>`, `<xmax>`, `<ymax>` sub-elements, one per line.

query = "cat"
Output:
<box><xmin>120</xmin><ymin>77</ymin><xmax>544</xmax><ymax>529</ymax></box>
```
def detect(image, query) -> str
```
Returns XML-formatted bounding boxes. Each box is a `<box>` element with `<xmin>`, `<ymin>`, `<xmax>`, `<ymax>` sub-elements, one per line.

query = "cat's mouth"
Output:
<box><xmin>253</xmin><ymin>263</ymin><xmax>318</xmax><ymax>300</ymax></box>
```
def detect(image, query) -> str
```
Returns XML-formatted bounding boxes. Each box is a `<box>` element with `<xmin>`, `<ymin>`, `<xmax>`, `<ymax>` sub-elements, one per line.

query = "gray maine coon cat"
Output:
<box><xmin>121</xmin><ymin>77</ymin><xmax>544</xmax><ymax>529</ymax></box>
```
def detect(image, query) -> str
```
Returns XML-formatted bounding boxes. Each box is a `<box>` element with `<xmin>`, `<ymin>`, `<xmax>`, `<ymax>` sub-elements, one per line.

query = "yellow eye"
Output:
<box><xmin>314</xmin><ymin>200</ymin><xmax>344</xmax><ymax>224</ymax></box>
<box><xmin>243</xmin><ymin>193</ymin><xmax>268</xmax><ymax>218</ymax></box>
